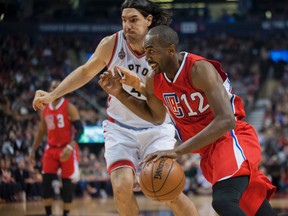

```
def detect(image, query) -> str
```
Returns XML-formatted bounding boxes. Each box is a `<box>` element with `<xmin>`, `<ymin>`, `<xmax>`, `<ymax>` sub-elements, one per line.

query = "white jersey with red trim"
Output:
<box><xmin>106</xmin><ymin>30</ymin><xmax>171</xmax><ymax>128</ymax></box>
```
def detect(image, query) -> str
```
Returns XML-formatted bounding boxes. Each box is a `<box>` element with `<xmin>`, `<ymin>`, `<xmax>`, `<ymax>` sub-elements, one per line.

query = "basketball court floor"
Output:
<box><xmin>0</xmin><ymin>194</ymin><xmax>287</xmax><ymax>216</ymax></box>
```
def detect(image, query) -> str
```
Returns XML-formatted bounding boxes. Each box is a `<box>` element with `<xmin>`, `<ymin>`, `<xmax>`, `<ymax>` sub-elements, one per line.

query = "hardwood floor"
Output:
<box><xmin>0</xmin><ymin>194</ymin><xmax>287</xmax><ymax>216</ymax></box>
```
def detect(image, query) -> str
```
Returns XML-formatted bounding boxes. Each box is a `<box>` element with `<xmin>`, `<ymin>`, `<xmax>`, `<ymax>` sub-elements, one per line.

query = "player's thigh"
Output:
<box><xmin>42</xmin><ymin>149</ymin><xmax>59</xmax><ymax>174</ymax></box>
<box><xmin>61</xmin><ymin>151</ymin><xmax>79</xmax><ymax>180</ymax></box>
<box><xmin>140</xmin><ymin>123</ymin><xmax>176</xmax><ymax>160</ymax></box>
<box><xmin>104</xmin><ymin>121</ymin><xmax>139</xmax><ymax>171</ymax></box>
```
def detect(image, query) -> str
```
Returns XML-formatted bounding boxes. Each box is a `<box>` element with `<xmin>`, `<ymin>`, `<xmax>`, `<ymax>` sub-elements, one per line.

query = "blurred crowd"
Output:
<box><xmin>0</xmin><ymin>31</ymin><xmax>287</xmax><ymax>203</ymax></box>
<box><xmin>4</xmin><ymin>0</ymin><xmax>288</xmax><ymax>24</ymax></box>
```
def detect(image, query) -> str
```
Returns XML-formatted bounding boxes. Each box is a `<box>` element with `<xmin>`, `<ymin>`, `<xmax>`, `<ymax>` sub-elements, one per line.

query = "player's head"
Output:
<box><xmin>49</xmin><ymin>80</ymin><xmax>61</xmax><ymax>92</ymax></box>
<box><xmin>121</xmin><ymin>0</ymin><xmax>172</xmax><ymax>45</ymax></box>
<box><xmin>143</xmin><ymin>25</ymin><xmax>179</xmax><ymax>74</ymax></box>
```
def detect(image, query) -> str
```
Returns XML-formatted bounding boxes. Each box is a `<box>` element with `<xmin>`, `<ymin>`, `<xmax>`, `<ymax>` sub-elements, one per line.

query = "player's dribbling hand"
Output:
<box><xmin>32</xmin><ymin>90</ymin><xmax>53</xmax><ymax>111</ymax></box>
<box><xmin>139</xmin><ymin>149</ymin><xmax>178</xmax><ymax>165</ymax></box>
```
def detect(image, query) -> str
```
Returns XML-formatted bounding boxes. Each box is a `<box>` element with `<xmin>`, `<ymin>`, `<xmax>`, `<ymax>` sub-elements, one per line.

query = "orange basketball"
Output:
<box><xmin>139</xmin><ymin>157</ymin><xmax>186</xmax><ymax>202</ymax></box>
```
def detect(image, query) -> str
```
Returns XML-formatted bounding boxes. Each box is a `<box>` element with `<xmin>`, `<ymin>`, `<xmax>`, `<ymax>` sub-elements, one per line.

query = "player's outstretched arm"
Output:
<box><xmin>32</xmin><ymin>34</ymin><xmax>116</xmax><ymax>110</ymax></box>
<box><xmin>30</xmin><ymin>111</ymin><xmax>46</xmax><ymax>162</ymax></box>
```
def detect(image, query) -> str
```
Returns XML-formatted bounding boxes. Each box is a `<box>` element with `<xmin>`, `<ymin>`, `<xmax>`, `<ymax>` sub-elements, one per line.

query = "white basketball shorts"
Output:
<box><xmin>102</xmin><ymin>119</ymin><xmax>176</xmax><ymax>175</ymax></box>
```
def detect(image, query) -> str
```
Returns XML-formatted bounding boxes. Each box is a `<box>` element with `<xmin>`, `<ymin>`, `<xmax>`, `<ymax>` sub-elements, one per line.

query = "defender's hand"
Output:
<box><xmin>32</xmin><ymin>90</ymin><xmax>54</xmax><ymax>111</ymax></box>
<box><xmin>115</xmin><ymin>66</ymin><xmax>142</xmax><ymax>90</ymax></box>
<box><xmin>98</xmin><ymin>70</ymin><xmax>123</xmax><ymax>96</ymax></box>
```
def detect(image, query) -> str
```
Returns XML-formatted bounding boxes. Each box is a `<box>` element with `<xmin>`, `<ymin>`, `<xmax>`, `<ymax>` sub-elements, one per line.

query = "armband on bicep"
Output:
<box><xmin>72</xmin><ymin>120</ymin><xmax>84</xmax><ymax>142</ymax></box>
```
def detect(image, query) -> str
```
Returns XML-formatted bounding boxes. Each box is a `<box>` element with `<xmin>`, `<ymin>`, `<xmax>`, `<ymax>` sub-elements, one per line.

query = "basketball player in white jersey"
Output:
<box><xmin>32</xmin><ymin>0</ymin><xmax>198</xmax><ymax>215</ymax></box>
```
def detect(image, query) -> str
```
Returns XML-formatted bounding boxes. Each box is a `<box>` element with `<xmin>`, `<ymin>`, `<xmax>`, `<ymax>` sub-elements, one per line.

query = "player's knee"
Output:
<box><xmin>212</xmin><ymin>196</ymin><xmax>232</xmax><ymax>212</ymax></box>
<box><xmin>212</xmin><ymin>176</ymin><xmax>249</xmax><ymax>215</ymax></box>
<box><xmin>42</xmin><ymin>174</ymin><xmax>57</xmax><ymax>199</ymax></box>
<box><xmin>112</xmin><ymin>177</ymin><xmax>134</xmax><ymax>192</ymax></box>
<box><xmin>62</xmin><ymin>178</ymin><xmax>74</xmax><ymax>203</ymax></box>
<box><xmin>212</xmin><ymin>191</ymin><xmax>242</xmax><ymax>215</ymax></box>
<box><xmin>111</xmin><ymin>170</ymin><xmax>134</xmax><ymax>197</ymax></box>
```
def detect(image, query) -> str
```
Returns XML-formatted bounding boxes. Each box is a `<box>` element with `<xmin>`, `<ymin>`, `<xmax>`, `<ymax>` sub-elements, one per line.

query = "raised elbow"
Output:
<box><xmin>217</xmin><ymin>114</ymin><xmax>236</xmax><ymax>132</ymax></box>
<box><xmin>225</xmin><ymin>115</ymin><xmax>236</xmax><ymax>130</ymax></box>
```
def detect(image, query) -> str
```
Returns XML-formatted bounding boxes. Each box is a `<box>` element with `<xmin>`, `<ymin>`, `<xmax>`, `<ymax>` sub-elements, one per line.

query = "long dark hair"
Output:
<box><xmin>121</xmin><ymin>0</ymin><xmax>172</xmax><ymax>29</ymax></box>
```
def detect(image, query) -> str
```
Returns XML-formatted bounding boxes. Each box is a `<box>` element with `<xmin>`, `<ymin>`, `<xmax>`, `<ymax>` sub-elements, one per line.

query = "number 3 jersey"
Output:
<box><xmin>44</xmin><ymin>98</ymin><xmax>73</xmax><ymax>147</ymax></box>
<box><xmin>153</xmin><ymin>52</ymin><xmax>246</xmax><ymax>147</ymax></box>
<box><xmin>107</xmin><ymin>30</ymin><xmax>171</xmax><ymax>128</ymax></box>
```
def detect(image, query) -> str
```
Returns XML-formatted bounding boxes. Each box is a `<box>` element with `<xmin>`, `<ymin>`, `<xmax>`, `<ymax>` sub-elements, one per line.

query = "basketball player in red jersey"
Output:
<box><xmin>30</xmin><ymin>80</ymin><xmax>83</xmax><ymax>216</ymax></box>
<box><xmin>32</xmin><ymin>1</ymin><xmax>198</xmax><ymax>215</ymax></box>
<box><xmin>98</xmin><ymin>25</ymin><xmax>277</xmax><ymax>216</ymax></box>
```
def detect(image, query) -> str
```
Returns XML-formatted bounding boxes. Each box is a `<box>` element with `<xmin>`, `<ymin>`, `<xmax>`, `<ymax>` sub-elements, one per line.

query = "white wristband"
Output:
<box><xmin>66</xmin><ymin>144</ymin><xmax>73</xmax><ymax>151</ymax></box>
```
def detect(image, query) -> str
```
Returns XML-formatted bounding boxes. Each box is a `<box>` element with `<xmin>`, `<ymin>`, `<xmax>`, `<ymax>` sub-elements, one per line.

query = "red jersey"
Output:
<box><xmin>43</xmin><ymin>98</ymin><xmax>73</xmax><ymax>147</ymax></box>
<box><xmin>154</xmin><ymin>52</ymin><xmax>245</xmax><ymax>151</ymax></box>
<box><xmin>154</xmin><ymin>52</ymin><xmax>275</xmax><ymax>215</ymax></box>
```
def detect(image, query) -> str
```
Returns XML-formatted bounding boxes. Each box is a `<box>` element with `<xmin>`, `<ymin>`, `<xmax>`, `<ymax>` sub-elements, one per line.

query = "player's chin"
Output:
<box><xmin>125</xmin><ymin>35</ymin><xmax>137</xmax><ymax>44</ymax></box>
<box><xmin>151</xmin><ymin>66</ymin><xmax>161</xmax><ymax>74</ymax></box>
<box><xmin>154</xmin><ymin>69</ymin><xmax>162</xmax><ymax>74</ymax></box>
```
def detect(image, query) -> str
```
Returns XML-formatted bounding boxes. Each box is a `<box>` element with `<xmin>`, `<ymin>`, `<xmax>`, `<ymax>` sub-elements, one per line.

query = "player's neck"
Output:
<box><xmin>164</xmin><ymin>54</ymin><xmax>182</xmax><ymax>80</ymax></box>
<box><xmin>129</xmin><ymin>43</ymin><xmax>145</xmax><ymax>56</ymax></box>
<box><xmin>52</xmin><ymin>98</ymin><xmax>62</xmax><ymax>108</ymax></box>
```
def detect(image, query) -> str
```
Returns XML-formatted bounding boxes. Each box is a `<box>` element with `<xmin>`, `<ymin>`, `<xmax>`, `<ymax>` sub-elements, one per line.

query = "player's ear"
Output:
<box><xmin>146</xmin><ymin>15</ymin><xmax>153</xmax><ymax>27</ymax></box>
<box><xmin>168</xmin><ymin>44</ymin><xmax>176</xmax><ymax>56</ymax></box>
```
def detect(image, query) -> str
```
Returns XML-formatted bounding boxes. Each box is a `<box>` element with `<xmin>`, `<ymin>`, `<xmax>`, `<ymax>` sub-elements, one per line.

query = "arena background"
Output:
<box><xmin>0</xmin><ymin>0</ymin><xmax>288</xmax><ymax>215</ymax></box>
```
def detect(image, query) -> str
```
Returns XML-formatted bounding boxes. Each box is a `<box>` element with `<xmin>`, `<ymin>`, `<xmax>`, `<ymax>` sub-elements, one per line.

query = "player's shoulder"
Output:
<box><xmin>145</xmin><ymin>71</ymin><xmax>156</xmax><ymax>93</ymax></box>
<box><xmin>67</xmin><ymin>100</ymin><xmax>76</xmax><ymax>109</ymax></box>
<box><xmin>95</xmin><ymin>32</ymin><xmax>119</xmax><ymax>60</ymax></box>
<box><xmin>67</xmin><ymin>101</ymin><xmax>79</xmax><ymax>115</ymax></box>
<box><xmin>99</xmin><ymin>32</ymin><xmax>118</xmax><ymax>48</ymax></box>
<box><xmin>191</xmin><ymin>59</ymin><xmax>212</xmax><ymax>74</ymax></box>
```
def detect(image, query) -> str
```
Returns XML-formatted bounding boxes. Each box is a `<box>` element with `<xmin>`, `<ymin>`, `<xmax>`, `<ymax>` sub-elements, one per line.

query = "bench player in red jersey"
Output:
<box><xmin>30</xmin><ymin>80</ymin><xmax>83</xmax><ymax>216</ymax></box>
<box><xmin>98</xmin><ymin>25</ymin><xmax>277</xmax><ymax>216</ymax></box>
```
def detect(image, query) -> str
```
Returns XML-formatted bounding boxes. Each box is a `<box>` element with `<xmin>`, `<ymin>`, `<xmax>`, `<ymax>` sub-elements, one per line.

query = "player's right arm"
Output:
<box><xmin>115</xmin><ymin>66</ymin><xmax>147</xmax><ymax>96</ymax></box>
<box><xmin>30</xmin><ymin>111</ymin><xmax>46</xmax><ymax>161</ymax></box>
<box><xmin>99</xmin><ymin>69</ymin><xmax>167</xmax><ymax>125</ymax></box>
<box><xmin>32</xmin><ymin>34</ymin><xmax>117</xmax><ymax>110</ymax></box>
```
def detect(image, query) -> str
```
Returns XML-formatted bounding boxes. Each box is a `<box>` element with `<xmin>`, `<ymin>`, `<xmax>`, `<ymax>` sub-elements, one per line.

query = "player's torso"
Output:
<box><xmin>154</xmin><ymin>52</ymin><xmax>246</xmax><ymax>142</ymax></box>
<box><xmin>106</xmin><ymin>30</ymin><xmax>164</xmax><ymax>128</ymax></box>
<box><xmin>44</xmin><ymin>98</ymin><xmax>73</xmax><ymax>147</ymax></box>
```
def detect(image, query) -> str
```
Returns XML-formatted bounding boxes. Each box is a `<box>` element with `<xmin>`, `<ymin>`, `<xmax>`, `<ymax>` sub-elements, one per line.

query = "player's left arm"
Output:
<box><xmin>117</xmin><ymin>70</ymin><xmax>167</xmax><ymax>124</ymax></box>
<box><xmin>142</xmin><ymin>60</ymin><xmax>236</xmax><ymax>163</ymax></box>
<box><xmin>115</xmin><ymin>66</ymin><xmax>147</xmax><ymax>96</ymax></box>
<box><xmin>175</xmin><ymin>60</ymin><xmax>236</xmax><ymax>155</ymax></box>
<box><xmin>60</xmin><ymin>103</ymin><xmax>84</xmax><ymax>161</ymax></box>
<box><xmin>68</xmin><ymin>103</ymin><xmax>84</xmax><ymax>148</ymax></box>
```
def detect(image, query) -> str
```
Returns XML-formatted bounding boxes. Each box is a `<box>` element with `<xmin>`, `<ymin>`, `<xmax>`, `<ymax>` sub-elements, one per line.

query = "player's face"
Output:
<box><xmin>144</xmin><ymin>35</ymin><xmax>170</xmax><ymax>74</ymax></box>
<box><xmin>49</xmin><ymin>81</ymin><xmax>60</xmax><ymax>92</ymax></box>
<box><xmin>122</xmin><ymin>8</ymin><xmax>150</xmax><ymax>45</ymax></box>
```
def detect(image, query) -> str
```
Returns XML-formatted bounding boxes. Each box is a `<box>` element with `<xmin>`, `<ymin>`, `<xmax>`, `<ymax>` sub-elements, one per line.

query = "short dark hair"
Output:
<box><xmin>121</xmin><ymin>0</ymin><xmax>172</xmax><ymax>29</ymax></box>
<box><xmin>148</xmin><ymin>25</ymin><xmax>179</xmax><ymax>46</ymax></box>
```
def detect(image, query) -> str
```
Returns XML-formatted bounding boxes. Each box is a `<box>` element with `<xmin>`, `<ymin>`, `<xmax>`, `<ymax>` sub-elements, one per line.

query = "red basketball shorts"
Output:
<box><xmin>42</xmin><ymin>144</ymin><xmax>79</xmax><ymax>180</ymax></box>
<box><xmin>199</xmin><ymin>120</ymin><xmax>275</xmax><ymax>216</ymax></box>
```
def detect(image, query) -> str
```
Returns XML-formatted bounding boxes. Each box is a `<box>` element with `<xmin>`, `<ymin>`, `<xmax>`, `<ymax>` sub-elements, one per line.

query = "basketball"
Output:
<box><xmin>139</xmin><ymin>157</ymin><xmax>186</xmax><ymax>202</ymax></box>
